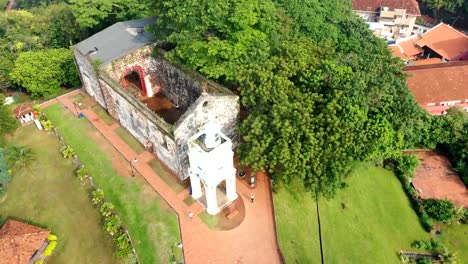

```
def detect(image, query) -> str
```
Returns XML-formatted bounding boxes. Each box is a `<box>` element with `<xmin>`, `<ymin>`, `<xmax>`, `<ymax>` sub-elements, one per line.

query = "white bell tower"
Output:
<box><xmin>188</xmin><ymin>118</ymin><xmax>237</xmax><ymax>215</ymax></box>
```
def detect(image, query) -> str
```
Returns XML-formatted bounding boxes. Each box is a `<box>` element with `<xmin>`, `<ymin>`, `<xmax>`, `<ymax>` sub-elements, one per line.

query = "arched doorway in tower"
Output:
<box><xmin>121</xmin><ymin>66</ymin><xmax>148</xmax><ymax>99</ymax></box>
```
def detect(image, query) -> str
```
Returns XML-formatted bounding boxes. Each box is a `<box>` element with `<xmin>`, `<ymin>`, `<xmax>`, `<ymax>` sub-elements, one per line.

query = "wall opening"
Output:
<box><xmin>121</xmin><ymin>66</ymin><xmax>147</xmax><ymax>97</ymax></box>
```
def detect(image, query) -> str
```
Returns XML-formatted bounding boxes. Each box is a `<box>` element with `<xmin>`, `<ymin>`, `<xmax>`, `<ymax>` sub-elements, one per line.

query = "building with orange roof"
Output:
<box><xmin>404</xmin><ymin>61</ymin><xmax>468</xmax><ymax>115</ymax></box>
<box><xmin>13</xmin><ymin>103</ymin><xmax>35</xmax><ymax>125</ymax></box>
<box><xmin>389</xmin><ymin>23</ymin><xmax>468</xmax><ymax>65</ymax></box>
<box><xmin>415</xmin><ymin>23</ymin><xmax>468</xmax><ymax>61</ymax></box>
<box><xmin>0</xmin><ymin>220</ymin><xmax>50</xmax><ymax>264</ymax></box>
<box><xmin>352</xmin><ymin>0</ymin><xmax>420</xmax><ymax>39</ymax></box>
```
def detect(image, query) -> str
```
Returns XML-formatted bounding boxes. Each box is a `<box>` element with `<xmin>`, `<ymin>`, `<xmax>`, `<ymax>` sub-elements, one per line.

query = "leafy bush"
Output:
<box><xmin>411</xmin><ymin>239</ymin><xmax>443</xmax><ymax>251</ymax></box>
<box><xmin>419</xmin><ymin>211</ymin><xmax>434</xmax><ymax>232</ymax></box>
<box><xmin>41</xmin><ymin>120</ymin><xmax>54</xmax><ymax>131</ymax></box>
<box><xmin>416</xmin><ymin>258</ymin><xmax>432</xmax><ymax>264</ymax></box>
<box><xmin>394</xmin><ymin>154</ymin><xmax>419</xmax><ymax>180</ymax></box>
<box><xmin>61</xmin><ymin>146</ymin><xmax>75</xmax><ymax>159</ymax></box>
<box><xmin>75</xmin><ymin>166</ymin><xmax>88</xmax><ymax>181</ymax></box>
<box><xmin>100</xmin><ymin>202</ymin><xmax>114</xmax><ymax>217</ymax></box>
<box><xmin>91</xmin><ymin>189</ymin><xmax>104</xmax><ymax>205</ymax></box>
<box><xmin>422</xmin><ymin>199</ymin><xmax>455</xmax><ymax>223</ymax></box>
<box><xmin>47</xmin><ymin>234</ymin><xmax>58</xmax><ymax>241</ymax></box>
<box><xmin>36</xmin><ymin>259</ymin><xmax>44</xmax><ymax>264</ymax></box>
<box><xmin>104</xmin><ymin>215</ymin><xmax>121</xmax><ymax>236</ymax></box>
<box><xmin>43</xmin><ymin>241</ymin><xmax>57</xmax><ymax>256</ymax></box>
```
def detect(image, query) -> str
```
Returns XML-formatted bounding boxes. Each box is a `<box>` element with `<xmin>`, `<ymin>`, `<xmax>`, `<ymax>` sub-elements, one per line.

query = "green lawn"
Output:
<box><xmin>273</xmin><ymin>184</ymin><xmax>321</xmax><ymax>264</ymax></box>
<box><xmin>91</xmin><ymin>104</ymin><xmax>116</xmax><ymax>126</ymax></box>
<box><xmin>148</xmin><ymin>159</ymin><xmax>189</xmax><ymax>194</ymax></box>
<box><xmin>0</xmin><ymin>124</ymin><xmax>115</xmax><ymax>264</ymax></box>
<box><xmin>437</xmin><ymin>224</ymin><xmax>468</xmax><ymax>261</ymax></box>
<box><xmin>115</xmin><ymin>127</ymin><xmax>145</xmax><ymax>154</ymax></box>
<box><xmin>274</xmin><ymin>166</ymin><xmax>431</xmax><ymax>264</ymax></box>
<box><xmin>43</xmin><ymin>103</ymin><xmax>182</xmax><ymax>264</ymax></box>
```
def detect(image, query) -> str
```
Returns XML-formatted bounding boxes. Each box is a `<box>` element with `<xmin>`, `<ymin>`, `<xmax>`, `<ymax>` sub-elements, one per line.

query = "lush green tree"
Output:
<box><xmin>150</xmin><ymin>0</ymin><xmax>281</xmax><ymax>83</ymax></box>
<box><xmin>0</xmin><ymin>6</ymin><xmax>82</xmax><ymax>90</ymax></box>
<box><xmin>10</xmin><ymin>48</ymin><xmax>79</xmax><ymax>98</ymax></box>
<box><xmin>15</xmin><ymin>0</ymin><xmax>64</xmax><ymax>9</ymax></box>
<box><xmin>6</xmin><ymin>145</ymin><xmax>35</xmax><ymax>170</ymax></box>
<box><xmin>0</xmin><ymin>94</ymin><xmax>17</xmax><ymax>141</ymax></box>
<box><xmin>423</xmin><ymin>0</ymin><xmax>463</xmax><ymax>18</ymax></box>
<box><xmin>33</xmin><ymin>3</ymin><xmax>83</xmax><ymax>47</ymax></box>
<box><xmin>151</xmin><ymin>0</ymin><xmax>427</xmax><ymax>196</ymax></box>
<box><xmin>69</xmin><ymin>0</ymin><xmax>151</xmax><ymax>29</ymax></box>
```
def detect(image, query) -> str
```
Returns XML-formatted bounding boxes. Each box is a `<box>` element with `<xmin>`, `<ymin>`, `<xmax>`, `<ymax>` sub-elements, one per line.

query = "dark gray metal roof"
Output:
<box><xmin>75</xmin><ymin>17</ymin><xmax>157</xmax><ymax>65</ymax></box>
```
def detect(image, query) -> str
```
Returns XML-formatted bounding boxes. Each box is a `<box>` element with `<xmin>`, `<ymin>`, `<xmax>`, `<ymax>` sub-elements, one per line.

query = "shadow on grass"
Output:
<box><xmin>147</xmin><ymin>159</ymin><xmax>189</xmax><ymax>193</ymax></box>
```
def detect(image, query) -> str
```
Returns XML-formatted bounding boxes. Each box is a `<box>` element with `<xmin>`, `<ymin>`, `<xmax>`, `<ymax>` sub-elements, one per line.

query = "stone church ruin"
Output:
<box><xmin>73</xmin><ymin>17</ymin><xmax>239</xmax><ymax>181</ymax></box>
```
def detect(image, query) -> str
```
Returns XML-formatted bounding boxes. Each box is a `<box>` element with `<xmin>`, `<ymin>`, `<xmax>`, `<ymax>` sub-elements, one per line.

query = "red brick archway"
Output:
<box><xmin>121</xmin><ymin>66</ymin><xmax>147</xmax><ymax>97</ymax></box>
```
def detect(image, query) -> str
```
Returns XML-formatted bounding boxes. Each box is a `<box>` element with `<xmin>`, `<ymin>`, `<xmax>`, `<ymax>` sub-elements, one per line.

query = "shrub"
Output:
<box><xmin>461</xmin><ymin>209</ymin><xmax>468</xmax><ymax>224</ymax></box>
<box><xmin>36</xmin><ymin>259</ymin><xmax>44</xmax><ymax>264</ymax></box>
<box><xmin>91</xmin><ymin>189</ymin><xmax>104</xmax><ymax>205</ymax></box>
<box><xmin>416</xmin><ymin>258</ymin><xmax>432</xmax><ymax>264</ymax></box>
<box><xmin>100</xmin><ymin>202</ymin><xmax>115</xmax><ymax>217</ymax></box>
<box><xmin>411</xmin><ymin>239</ymin><xmax>443</xmax><ymax>251</ymax></box>
<box><xmin>114</xmin><ymin>233</ymin><xmax>131</xmax><ymax>250</ymax></box>
<box><xmin>43</xmin><ymin>241</ymin><xmax>57</xmax><ymax>256</ymax></box>
<box><xmin>40</xmin><ymin>120</ymin><xmax>53</xmax><ymax>131</ymax></box>
<box><xmin>75</xmin><ymin>166</ymin><xmax>88</xmax><ymax>181</ymax></box>
<box><xmin>104</xmin><ymin>215</ymin><xmax>122</xmax><ymax>236</ymax></box>
<box><xmin>61</xmin><ymin>146</ymin><xmax>75</xmax><ymax>159</ymax></box>
<box><xmin>420</xmin><ymin>211</ymin><xmax>434</xmax><ymax>232</ymax></box>
<box><xmin>47</xmin><ymin>234</ymin><xmax>58</xmax><ymax>241</ymax></box>
<box><xmin>423</xmin><ymin>199</ymin><xmax>455</xmax><ymax>223</ymax></box>
<box><xmin>394</xmin><ymin>154</ymin><xmax>419</xmax><ymax>179</ymax></box>
<box><xmin>33</xmin><ymin>104</ymin><xmax>41</xmax><ymax>113</ymax></box>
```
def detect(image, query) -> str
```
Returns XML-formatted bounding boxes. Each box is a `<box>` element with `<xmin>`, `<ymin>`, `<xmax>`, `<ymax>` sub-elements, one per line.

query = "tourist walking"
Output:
<box><xmin>250</xmin><ymin>193</ymin><xmax>255</xmax><ymax>203</ymax></box>
<box><xmin>188</xmin><ymin>211</ymin><xmax>193</xmax><ymax>220</ymax></box>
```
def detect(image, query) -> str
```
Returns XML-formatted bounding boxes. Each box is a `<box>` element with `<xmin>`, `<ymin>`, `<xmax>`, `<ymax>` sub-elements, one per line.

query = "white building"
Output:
<box><xmin>188</xmin><ymin>119</ymin><xmax>237</xmax><ymax>215</ymax></box>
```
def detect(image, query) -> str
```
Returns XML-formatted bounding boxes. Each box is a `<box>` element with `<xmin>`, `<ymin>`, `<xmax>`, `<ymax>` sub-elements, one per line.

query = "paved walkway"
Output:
<box><xmin>45</xmin><ymin>90</ymin><xmax>282</xmax><ymax>264</ymax></box>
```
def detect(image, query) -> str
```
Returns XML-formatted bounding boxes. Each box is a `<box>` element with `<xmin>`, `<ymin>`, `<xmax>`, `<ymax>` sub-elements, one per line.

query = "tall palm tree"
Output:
<box><xmin>6</xmin><ymin>145</ymin><xmax>35</xmax><ymax>170</ymax></box>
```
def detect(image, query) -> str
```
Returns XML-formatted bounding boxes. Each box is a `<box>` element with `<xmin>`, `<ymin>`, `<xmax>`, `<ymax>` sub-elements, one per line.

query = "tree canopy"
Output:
<box><xmin>10</xmin><ymin>48</ymin><xmax>79</xmax><ymax>98</ymax></box>
<box><xmin>69</xmin><ymin>0</ymin><xmax>151</xmax><ymax>29</ymax></box>
<box><xmin>151</xmin><ymin>0</ymin><xmax>426</xmax><ymax>196</ymax></box>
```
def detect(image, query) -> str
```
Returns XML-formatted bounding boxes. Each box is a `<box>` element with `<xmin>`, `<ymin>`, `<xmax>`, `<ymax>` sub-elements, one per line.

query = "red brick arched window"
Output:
<box><xmin>120</xmin><ymin>66</ymin><xmax>147</xmax><ymax>97</ymax></box>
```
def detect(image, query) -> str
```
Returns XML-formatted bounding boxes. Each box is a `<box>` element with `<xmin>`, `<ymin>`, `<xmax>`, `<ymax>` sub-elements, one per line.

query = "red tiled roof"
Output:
<box><xmin>352</xmin><ymin>0</ymin><xmax>421</xmax><ymax>15</ymax></box>
<box><xmin>415</xmin><ymin>23</ymin><xmax>468</xmax><ymax>60</ymax></box>
<box><xmin>398</xmin><ymin>37</ymin><xmax>424</xmax><ymax>57</ymax></box>
<box><xmin>389</xmin><ymin>45</ymin><xmax>409</xmax><ymax>60</ymax></box>
<box><xmin>0</xmin><ymin>220</ymin><xmax>50</xmax><ymax>264</ymax></box>
<box><xmin>13</xmin><ymin>103</ymin><xmax>33</xmax><ymax>117</ymax></box>
<box><xmin>404</xmin><ymin>61</ymin><xmax>468</xmax><ymax>105</ymax></box>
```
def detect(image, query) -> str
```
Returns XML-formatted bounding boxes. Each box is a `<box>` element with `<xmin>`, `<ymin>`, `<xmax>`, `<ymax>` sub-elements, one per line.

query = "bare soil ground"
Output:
<box><xmin>412</xmin><ymin>151</ymin><xmax>468</xmax><ymax>207</ymax></box>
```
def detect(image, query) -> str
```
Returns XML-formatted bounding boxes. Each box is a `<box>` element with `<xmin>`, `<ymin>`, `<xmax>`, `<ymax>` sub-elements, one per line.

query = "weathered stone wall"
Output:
<box><xmin>77</xmin><ymin>44</ymin><xmax>239</xmax><ymax>181</ymax></box>
<box><xmin>101</xmin><ymin>45</ymin><xmax>159</xmax><ymax>97</ymax></box>
<box><xmin>99</xmin><ymin>76</ymin><xmax>179</xmax><ymax>173</ymax></box>
<box><xmin>149</xmin><ymin>57</ymin><xmax>204</xmax><ymax>112</ymax></box>
<box><xmin>73</xmin><ymin>50</ymin><xmax>106</xmax><ymax>108</ymax></box>
<box><xmin>174</xmin><ymin>93</ymin><xmax>239</xmax><ymax>180</ymax></box>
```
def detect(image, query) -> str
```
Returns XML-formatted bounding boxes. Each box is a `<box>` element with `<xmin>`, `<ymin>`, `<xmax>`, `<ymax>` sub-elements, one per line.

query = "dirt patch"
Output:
<box><xmin>142</xmin><ymin>94</ymin><xmax>184</xmax><ymax>125</ymax></box>
<box><xmin>412</xmin><ymin>151</ymin><xmax>468</xmax><ymax>207</ymax></box>
<box><xmin>85</xmin><ymin>126</ymin><xmax>132</xmax><ymax>178</ymax></box>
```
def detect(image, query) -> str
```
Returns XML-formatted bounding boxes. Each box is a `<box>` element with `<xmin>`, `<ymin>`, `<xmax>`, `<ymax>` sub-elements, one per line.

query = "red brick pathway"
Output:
<box><xmin>44</xmin><ymin>90</ymin><xmax>282</xmax><ymax>264</ymax></box>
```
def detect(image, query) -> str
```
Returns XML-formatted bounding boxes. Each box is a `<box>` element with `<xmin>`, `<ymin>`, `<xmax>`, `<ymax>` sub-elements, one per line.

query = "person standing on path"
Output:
<box><xmin>250</xmin><ymin>193</ymin><xmax>255</xmax><ymax>203</ymax></box>
<box><xmin>188</xmin><ymin>211</ymin><xmax>193</xmax><ymax>220</ymax></box>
